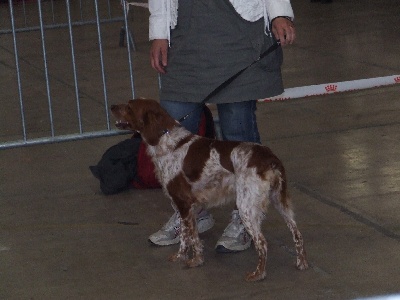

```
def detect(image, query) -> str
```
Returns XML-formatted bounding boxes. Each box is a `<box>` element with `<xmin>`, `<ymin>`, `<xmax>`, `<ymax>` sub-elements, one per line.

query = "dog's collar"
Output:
<box><xmin>161</xmin><ymin>124</ymin><xmax>182</xmax><ymax>137</ymax></box>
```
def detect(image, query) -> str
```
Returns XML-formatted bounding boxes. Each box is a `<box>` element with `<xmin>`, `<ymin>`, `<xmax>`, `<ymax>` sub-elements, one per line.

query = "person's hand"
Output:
<box><xmin>150</xmin><ymin>39</ymin><xmax>169</xmax><ymax>74</ymax></box>
<box><xmin>271</xmin><ymin>17</ymin><xmax>296</xmax><ymax>46</ymax></box>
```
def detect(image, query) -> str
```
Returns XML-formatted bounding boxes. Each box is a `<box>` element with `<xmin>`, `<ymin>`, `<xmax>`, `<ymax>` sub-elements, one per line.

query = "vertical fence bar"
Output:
<box><xmin>37</xmin><ymin>0</ymin><xmax>55</xmax><ymax>137</ymax></box>
<box><xmin>79</xmin><ymin>0</ymin><xmax>83</xmax><ymax>21</ymax></box>
<box><xmin>107</xmin><ymin>0</ymin><xmax>112</xmax><ymax>19</ymax></box>
<box><xmin>122</xmin><ymin>1</ymin><xmax>135</xmax><ymax>99</ymax></box>
<box><xmin>50</xmin><ymin>0</ymin><xmax>56</xmax><ymax>24</ymax></box>
<box><xmin>22</xmin><ymin>0</ymin><xmax>27</xmax><ymax>25</ymax></box>
<box><xmin>65</xmin><ymin>0</ymin><xmax>83</xmax><ymax>134</ymax></box>
<box><xmin>93</xmin><ymin>0</ymin><xmax>110</xmax><ymax>130</ymax></box>
<box><xmin>9</xmin><ymin>0</ymin><xmax>27</xmax><ymax>142</ymax></box>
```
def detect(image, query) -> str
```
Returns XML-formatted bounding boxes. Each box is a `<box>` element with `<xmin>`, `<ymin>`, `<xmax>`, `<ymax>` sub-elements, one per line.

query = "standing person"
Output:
<box><xmin>148</xmin><ymin>0</ymin><xmax>296</xmax><ymax>253</ymax></box>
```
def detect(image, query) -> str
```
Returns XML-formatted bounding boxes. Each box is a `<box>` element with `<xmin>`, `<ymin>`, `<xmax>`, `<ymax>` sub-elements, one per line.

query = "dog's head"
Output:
<box><xmin>111</xmin><ymin>99</ymin><xmax>178</xmax><ymax>146</ymax></box>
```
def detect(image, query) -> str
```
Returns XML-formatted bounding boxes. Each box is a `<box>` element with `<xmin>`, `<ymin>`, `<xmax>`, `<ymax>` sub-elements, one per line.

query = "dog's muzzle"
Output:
<box><xmin>114</xmin><ymin>120</ymin><xmax>130</xmax><ymax>130</ymax></box>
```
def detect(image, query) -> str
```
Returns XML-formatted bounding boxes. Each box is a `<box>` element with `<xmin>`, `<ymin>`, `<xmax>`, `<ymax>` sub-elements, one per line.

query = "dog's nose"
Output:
<box><xmin>110</xmin><ymin>105</ymin><xmax>117</xmax><ymax>111</ymax></box>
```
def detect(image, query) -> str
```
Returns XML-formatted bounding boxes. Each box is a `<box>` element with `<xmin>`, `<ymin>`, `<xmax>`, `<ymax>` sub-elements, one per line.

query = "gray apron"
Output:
<box><xmin>160</xmin><ymin>0</ymin><xmax>284</xmax><ymax>103</ymax></box>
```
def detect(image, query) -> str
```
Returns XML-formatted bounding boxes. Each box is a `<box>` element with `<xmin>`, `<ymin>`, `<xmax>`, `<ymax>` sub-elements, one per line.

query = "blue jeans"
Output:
<box><xmin>160</xmin><ymin>100</ymin><xmax>261</xmax><ymax>143</ymax></box>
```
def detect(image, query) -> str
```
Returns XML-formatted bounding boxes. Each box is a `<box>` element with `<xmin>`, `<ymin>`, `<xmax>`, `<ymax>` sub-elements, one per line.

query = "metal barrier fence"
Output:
<box><xmin>0</xmin><ymin>0</ymin><xmax>136</xmax><ymax>149</ymax></box>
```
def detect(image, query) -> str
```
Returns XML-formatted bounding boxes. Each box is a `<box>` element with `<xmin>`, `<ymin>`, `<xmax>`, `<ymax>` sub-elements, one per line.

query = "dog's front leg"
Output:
<box><xmin>168</xmin><ymin>208</ymin><xmax>193</xmax><ymax>263</ymax></box>
<box><xmin>168</xmin><ymin>241</ymin><xmax>189</xmax><ymax>263</ymax></box>
<box><xmin>168</xmin><ymin>214</ymin><xmax>189</xmax><ymax>263</ymax></box>
<box><xmin>183</xmin><ymin>210</ymin><xmax>204</xmax><ymax>268</ymax></box>
<box><xmin>168</xmin><ymin>206</ymin><xmax>204</xmax><ymax>268</ymax></box>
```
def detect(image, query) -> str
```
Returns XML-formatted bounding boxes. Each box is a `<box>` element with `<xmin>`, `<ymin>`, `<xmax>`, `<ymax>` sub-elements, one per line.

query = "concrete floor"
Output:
<box><xmin>1</xmin><ymin>0</ymin><xmax>400</xmax><ymax>299</ymax></box>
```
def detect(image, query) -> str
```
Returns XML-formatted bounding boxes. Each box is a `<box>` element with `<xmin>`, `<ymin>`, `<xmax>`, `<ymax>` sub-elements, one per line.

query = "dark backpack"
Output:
<box><xmin>90</xmin><ymin>137</ymin><xmax>141</xmax><ymax>195</ymax></box>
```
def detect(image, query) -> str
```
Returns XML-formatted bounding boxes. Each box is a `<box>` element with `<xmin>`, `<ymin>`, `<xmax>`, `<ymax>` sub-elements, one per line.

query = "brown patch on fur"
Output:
<box><xmin>247</xmin><ymin>145</ymin><xmax>282</xmax><ymax>178</ymax></box>
<box><xmin>182</xmin><ymin>138</ymin><xmax>241</xmax><ymax>181</ymax></box>
<box><xmin>212</xmin><ymin>140</ymin><xmax>241</xmax><ymax>173</ymax></box>
<box><xmin>183</xmin><ymin>138</ymin><xmax>213</xmax><ymax>182</ymax></box>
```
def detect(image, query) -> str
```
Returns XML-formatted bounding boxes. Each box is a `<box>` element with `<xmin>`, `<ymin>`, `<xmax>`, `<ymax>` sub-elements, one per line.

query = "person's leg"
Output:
<box><xmin>216</xmin><ymin>100</ymin><xmax>261</xmax><ymax>143</ymax></box>
<box><xmin>148</xmin><ymin>100</ymin><xmax>215</xmax><ymax>246</ymax></box>
<box><xmin>214</xmin><ymin>100</ymin><xmax>260</xmax><ymax>253</ymax></box>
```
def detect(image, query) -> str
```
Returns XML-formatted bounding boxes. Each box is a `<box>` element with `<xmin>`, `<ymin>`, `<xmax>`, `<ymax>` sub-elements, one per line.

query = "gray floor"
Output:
<box><xmin>1</xmin><ymin>0</ymin><xmax>400</xmax><ymax>299</ymax></box>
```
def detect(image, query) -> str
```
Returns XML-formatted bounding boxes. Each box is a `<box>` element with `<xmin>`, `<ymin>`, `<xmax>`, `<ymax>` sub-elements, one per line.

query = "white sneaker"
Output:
<box><xmin>148</xmin><ymin>210</ymin><xmax>215</xmax><ymax>246</ymax></box>
<box><xmin>215</xmin><ymin>210</ymin><xmax>252</xmax><ymax>253</ymax></box>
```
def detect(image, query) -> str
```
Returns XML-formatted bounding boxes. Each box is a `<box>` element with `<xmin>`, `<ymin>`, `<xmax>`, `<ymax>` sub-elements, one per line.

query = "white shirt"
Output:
<box><xmin>149</xmin><ymin>0</ymin><xmax>294</xmax><ymax>41</ymax></box>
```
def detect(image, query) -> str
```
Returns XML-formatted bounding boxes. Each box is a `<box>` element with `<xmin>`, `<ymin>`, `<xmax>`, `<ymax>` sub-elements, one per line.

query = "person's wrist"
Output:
<box><xmin>271</xmin><ymin>16</ymin><xmax>294</xmax><ymax>24</ymax></box>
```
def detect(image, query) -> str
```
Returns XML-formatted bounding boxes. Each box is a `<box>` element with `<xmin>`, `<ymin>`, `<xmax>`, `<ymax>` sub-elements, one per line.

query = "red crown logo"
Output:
<box><xmin>325</xmin><ymin>84</ymin><xmax>338</xmax><ymax>92</ymax></box>
<box><xmin>394</xmin><ymin>76</ymin><xmax>400</xmax><ymax>83</ymax></box>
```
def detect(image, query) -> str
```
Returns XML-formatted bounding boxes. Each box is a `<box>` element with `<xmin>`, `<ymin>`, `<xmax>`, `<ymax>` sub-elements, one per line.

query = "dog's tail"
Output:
<box><xmin>269</xmin><ymin>168</ymin><xmax>294</xmax><ymax>220</ymax></box>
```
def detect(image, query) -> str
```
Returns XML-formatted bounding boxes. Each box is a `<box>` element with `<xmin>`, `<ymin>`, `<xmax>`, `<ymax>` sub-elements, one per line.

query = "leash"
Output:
<box><xmin>178</xmin><ymin>40</ymin><xmax>281</xmax><ymax>123</ymax></box>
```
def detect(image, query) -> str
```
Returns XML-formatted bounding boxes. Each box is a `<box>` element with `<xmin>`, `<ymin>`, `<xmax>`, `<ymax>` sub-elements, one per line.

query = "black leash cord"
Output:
<box><xmin>178</xmin><ymin>41</ymin><xmax>281</xmax><ymax>122</ymax></box>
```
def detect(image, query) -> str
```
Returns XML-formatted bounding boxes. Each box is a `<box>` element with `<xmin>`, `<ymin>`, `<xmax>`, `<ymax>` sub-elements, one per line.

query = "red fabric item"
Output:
<box><xmin>197</xmin><ymin>112</ymin><xmax>207</xmax><ymax>137</ymax></box>
<box><xmin>131</xmin><ymin>142</ymin><xmax>161</xmax><ymax>189</ymax></box>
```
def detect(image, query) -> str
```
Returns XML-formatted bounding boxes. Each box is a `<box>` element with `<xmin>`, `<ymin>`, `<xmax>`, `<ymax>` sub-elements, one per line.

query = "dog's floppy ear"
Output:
<box><xmin>141</xmin><ymin>110</ymin><xmax>163</xmax><ymax>146</ymax></box>
<box><xmin>127</xmin><ymin>100</ymin><xmax>145</xmax><ymax>131</ymax></box>
<box><xmin>127</xmin><ymin>99</ymin><xmax>176</xmax><ymax>146</ymax></box>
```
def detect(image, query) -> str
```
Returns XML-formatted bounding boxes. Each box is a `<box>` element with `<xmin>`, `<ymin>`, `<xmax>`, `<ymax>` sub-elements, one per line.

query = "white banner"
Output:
<box><xmin>261</xmin><ymin>75</ymin><xmax>400</xmax><ymax>102</ymax></box>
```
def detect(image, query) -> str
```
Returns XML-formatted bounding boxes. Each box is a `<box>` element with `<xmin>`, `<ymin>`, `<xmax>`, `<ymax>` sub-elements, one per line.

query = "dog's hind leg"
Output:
<box><xmin>237</xmin><ymin>197</ymin><xmax>268</xmax><ymax>281</ymax></box>
<box><xmin>269</xmin><ymin>184</ymin><xmax>308</xmax><ymax>271</ymax></box>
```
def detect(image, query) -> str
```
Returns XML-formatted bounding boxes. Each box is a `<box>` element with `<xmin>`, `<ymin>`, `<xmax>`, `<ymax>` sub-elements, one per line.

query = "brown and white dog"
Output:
<box><xmin>111</xmin><ymin>99</ymin><xmax>308</xmax><ymax>281</ymax></box>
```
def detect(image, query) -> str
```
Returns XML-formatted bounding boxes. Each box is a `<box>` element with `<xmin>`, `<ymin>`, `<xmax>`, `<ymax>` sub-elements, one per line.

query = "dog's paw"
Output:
<box><xmin>245</xmin><ymin>270</ymin><xmax>266</xmax><ymax>282</ymax></box>
<box><xmin>296</xmin><ymin>257</ymin><xmax>309</xmax><ymax>270</ymax></box>
<box><xmin>168</xmin><ymin>253</ymin><xmax>186</xmax><ymax>262</ymax></box>
<box><xmin>186</xmin><ymin>256</ymin><xmax>204</xmax><ymax>268</ymax></box>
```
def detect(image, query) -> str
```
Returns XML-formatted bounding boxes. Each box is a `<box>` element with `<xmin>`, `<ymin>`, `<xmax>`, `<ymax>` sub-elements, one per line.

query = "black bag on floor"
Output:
<box><xmin>90</xmin><ymin>137</ymin><xmax>141</xmax><ymax>195</ymax></box>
